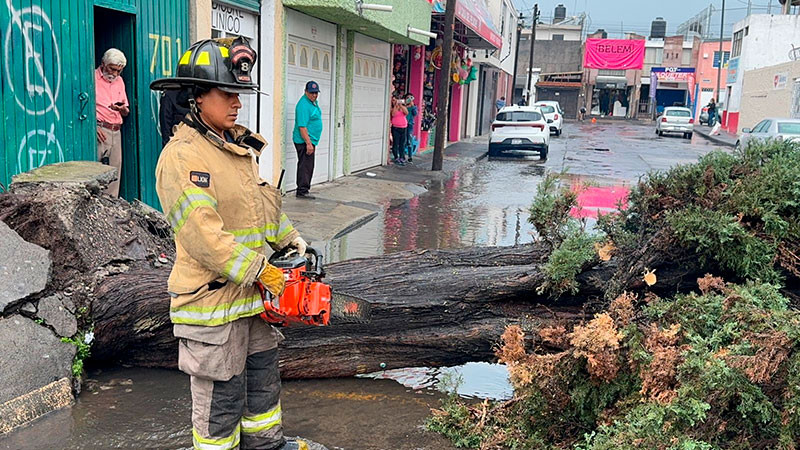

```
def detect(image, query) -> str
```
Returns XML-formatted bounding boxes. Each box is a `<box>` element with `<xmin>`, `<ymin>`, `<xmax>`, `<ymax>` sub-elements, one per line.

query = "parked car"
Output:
<box><xmin>699</xmin><ymin>107</ymin><xmax>710</xmax><ymax>125</ymax></box>
<box><xmin>656</xmin><ymin>107</ymin><xmax>694</xmax><ymax>139</ymax></box>
<box><xmin>488</xmin><ymin>106</ymin><xmax>550</xmax><ymax>160</ymax></box>
<box><xmin>535</xmin><ymin>101</ymin><xmax>564</xmax><ymax>136</ymax></box>
<box><xmin>736</xmin><ymin>118</ymin><xmax>800</xmax><ymax>150</ymax></box>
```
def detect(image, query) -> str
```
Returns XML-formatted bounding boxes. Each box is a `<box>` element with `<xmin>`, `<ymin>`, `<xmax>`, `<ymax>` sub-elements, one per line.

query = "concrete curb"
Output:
<box><xmin>695</xmin><ymin>128</ymin><xmax>736</xmax><ymax>148</ymax></box>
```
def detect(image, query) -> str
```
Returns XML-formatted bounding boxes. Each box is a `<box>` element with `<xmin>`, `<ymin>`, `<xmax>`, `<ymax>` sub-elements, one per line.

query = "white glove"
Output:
<box><xmin>287</xmin><ymin>236</ymin><xmax>308</xmax><ymax>257</ymax></box>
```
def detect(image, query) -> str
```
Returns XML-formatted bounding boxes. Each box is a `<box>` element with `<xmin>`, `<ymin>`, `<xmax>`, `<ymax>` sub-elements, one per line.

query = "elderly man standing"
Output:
<box><xmin>95</xmin><ymin>48</ymin><xmax>130</xmax><ymax>197</ymax></box>
<box><xmin>292</xmin><ymin>81</ymin><xmax>323</xmax><ymax>199</ymax></box>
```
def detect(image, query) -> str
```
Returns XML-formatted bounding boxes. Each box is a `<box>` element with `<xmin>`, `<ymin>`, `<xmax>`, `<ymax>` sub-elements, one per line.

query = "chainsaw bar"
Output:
<box><xmin>329</xmin><ymin>290</ymin><xmax>372</xmax><ymax>323</ymax></box>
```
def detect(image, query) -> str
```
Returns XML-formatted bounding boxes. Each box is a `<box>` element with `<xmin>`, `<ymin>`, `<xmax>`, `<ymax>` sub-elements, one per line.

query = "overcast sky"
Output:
<box><xmin>511</xmin><ymin>0</ymin><xmax>786</xmax><ymax>38</ymax></box>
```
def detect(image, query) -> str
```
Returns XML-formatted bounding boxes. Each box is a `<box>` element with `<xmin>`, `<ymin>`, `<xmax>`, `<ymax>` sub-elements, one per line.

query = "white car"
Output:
<box><xmin>489</xmin><ymin>106</ymin><xmax>550</xmax><ymax>160</ymax></box>
<box><xmin>656</xmin><ymin>107</ymin><xmax>694</xmax><ymax>139</ymax></box>
<box><xmin>736</xmin><ymin>118</ymin><xmax>800</xmax><ymax>150</ymax></box>
<box><xmin>534</xmin><ymin>101</ymin><xmax>564</xmax><ymax>136</ymax></box>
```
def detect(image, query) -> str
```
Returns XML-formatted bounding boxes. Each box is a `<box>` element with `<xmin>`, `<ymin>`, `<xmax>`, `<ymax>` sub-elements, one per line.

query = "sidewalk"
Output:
<box><xmin>281</xmin><ymin>137</ymin><xmax>488</xmax><ymax>244</ymax></box>
<box><xmin>694</xmin><ymin>125</ymin><xmax>738</xmax><ymax>148</ymax></box>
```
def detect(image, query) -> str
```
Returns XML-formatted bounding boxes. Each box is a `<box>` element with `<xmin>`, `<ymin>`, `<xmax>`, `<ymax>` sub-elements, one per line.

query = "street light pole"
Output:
<box><xmin>715</xmin><ymin>0</ymin><xmax>725</xmax><ymax>109</ymax></box>
<box><xmin>525</xmin><ymin>4</ymin><xmax>539</xmax><ymax>104</ymax></box>
<box><xmin>511</xmin><ymin>12</ymin><xmax>523</xmax><ymax>104</ymax></box>
<box><xmin>432</xmin><ymin>0</ymin><xmax>456</xmax><ymax>171</ymax></box>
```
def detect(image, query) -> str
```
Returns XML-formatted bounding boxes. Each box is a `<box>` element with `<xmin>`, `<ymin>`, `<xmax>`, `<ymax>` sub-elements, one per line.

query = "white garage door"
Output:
<box><xmin>351</xmin><ymin>53</ymin><xmax>388</xmax><ymax>171</ymax></box>
<box><xmin>351</xmin><ymin>34</ymin><xmax>390</xmax><ymax>172</ymax></box>
<box><xmin>285</xmin><ymin>12</ymin><xmax>336</xmax><ymax>190</ymax></box>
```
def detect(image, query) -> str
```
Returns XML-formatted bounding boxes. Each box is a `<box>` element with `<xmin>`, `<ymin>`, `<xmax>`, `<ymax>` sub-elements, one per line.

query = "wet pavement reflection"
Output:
<box><xmin>0</xmin><ymin>122</ymin><xmax>727</xmax><ymax>450</ymax></box>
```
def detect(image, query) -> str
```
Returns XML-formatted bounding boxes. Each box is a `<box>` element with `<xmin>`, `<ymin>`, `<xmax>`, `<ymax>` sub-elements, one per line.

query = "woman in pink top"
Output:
<box><xmin>390</xmin><ymin>95</ymin><xmax>409</xmax><ymax>165</ymax></box>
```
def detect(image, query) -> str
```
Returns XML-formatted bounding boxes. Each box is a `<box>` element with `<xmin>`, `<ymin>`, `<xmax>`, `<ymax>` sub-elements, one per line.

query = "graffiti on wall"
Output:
<box><xmin>4</xmin><ymin>0</ymin><xmax>64</xmax><ymax>173</ymax></box>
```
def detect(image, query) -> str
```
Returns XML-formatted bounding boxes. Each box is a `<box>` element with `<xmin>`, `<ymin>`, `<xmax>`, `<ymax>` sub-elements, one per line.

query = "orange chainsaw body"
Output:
<box><xmin>259</xmin><ymin>248</ymin><xmax>331</xmax><ymax>327</ymax></box>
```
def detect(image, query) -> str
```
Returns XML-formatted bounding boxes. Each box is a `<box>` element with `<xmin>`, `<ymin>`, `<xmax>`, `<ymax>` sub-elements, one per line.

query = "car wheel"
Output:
<box><xmin>657</xmin><ymin>130</ymin><xmax>663</xmax><ymax>137</ymax></box>
<box><xmin>540</xmin><ymin>146</ymin><xmax>549</xmax><ymax>161</ymax></box>
<box><xmin>556</xmin><ymin>129</ymin><xmax>561</xmax><ymax>137</ymax></box>
<box><xmin>687</xmin><ymin>133</ymin><xmax>693</xmax><ymax>139</ymax></box>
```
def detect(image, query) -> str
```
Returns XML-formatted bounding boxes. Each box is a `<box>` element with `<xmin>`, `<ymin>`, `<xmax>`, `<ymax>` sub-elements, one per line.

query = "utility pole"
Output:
<box><xmin>525</xmin><ymin>4</ymin><xmax>539</xmax><ymax>104</ymax></box>
<box><xmin>432</xmin><ymin>0</ymin><xmax>456</xmax><ymax>171</ymax></box>
<box><xmin>511</xmin><ymin>12</ymin><xmax>523</xmax><ymax>104</ymax></box>
<box><xmin>715</xmin><ymin>0</ymin><xmax>725</xmax><ymax>107</ymax></box>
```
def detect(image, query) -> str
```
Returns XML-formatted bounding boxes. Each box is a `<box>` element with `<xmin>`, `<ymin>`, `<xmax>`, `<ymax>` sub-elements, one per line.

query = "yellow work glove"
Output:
<box><xmin>257</xmin><ymin>262</ymin><xmax>286</xmax><ymax>297</ymax></box>
<box><xmin>286</xmin><ymin>236</ymin><xmax>308</xmax><ymax>257</ymax></box>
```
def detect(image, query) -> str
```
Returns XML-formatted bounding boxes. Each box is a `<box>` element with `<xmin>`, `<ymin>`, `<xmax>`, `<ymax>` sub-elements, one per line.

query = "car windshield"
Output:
<box><xmin>777</xmin><ymin>122</ymin><xmax>800</xmax><ymax>134</ymax></box>
<box><xmin>496</xmin><ymin>111</ymin><xmax>542</xmax><ymax>122</ymax></box>
<box><xmin>666</xmin><ymin>110</ymin><xmax>691</xmax><ymax>117</ymax></box>
<box><xmin>537</xmin><ymin>105</ymin><xmax>555</xmax><ymax>114</ymax></box>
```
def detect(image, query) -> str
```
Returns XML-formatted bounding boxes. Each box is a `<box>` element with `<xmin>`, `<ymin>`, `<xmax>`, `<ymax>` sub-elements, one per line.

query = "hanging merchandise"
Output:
<box><xmin>392</xmin><ymin>45</ymin><xmax>410</xmax><ymax>96</ymax></box>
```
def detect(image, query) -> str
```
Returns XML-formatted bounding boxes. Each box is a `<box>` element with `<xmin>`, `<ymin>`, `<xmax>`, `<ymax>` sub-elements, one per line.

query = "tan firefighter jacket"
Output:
<box><xmin>155</xmin><ymin>121</ymin><xmax>299</xmax><ymax>327</ymax></box>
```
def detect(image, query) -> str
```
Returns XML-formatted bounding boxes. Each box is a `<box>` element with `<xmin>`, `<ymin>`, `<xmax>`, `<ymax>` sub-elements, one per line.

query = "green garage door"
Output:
<box><xmin>1</xmin><ymin>0</ymin><xmax>97</xmax><ymax>189</ymax></box>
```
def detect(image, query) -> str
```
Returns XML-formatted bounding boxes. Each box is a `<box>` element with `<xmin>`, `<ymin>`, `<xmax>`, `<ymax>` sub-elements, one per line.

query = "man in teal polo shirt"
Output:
<box><xmin>292</xmin><ymin>81</ymin><xmax>323</xmax><ymax>199</ymax></box>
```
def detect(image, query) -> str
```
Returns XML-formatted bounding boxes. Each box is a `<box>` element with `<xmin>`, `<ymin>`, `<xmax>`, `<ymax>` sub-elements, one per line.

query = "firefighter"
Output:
<box><xmin>151</xmin><ymin>37</ymin><xmax>310</xmax><ymax>450</ymax></box>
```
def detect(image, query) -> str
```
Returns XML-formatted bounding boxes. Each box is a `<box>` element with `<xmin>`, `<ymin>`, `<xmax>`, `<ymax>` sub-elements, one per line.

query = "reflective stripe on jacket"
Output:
<box><xmin>156</xmin><ymin>122</ymin><xmax>300</xmax><ymax>326</ymax></box>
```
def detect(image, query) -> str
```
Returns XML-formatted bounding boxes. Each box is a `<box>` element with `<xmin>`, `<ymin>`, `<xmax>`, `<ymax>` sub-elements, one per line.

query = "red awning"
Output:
<box><xmin>432</xmin><ymin>0</ymin><xmax>503</xmax><ymax>49</ymax></box>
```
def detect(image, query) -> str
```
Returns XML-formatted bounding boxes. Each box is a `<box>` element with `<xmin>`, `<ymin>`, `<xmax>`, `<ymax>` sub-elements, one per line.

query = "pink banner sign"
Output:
<box><xmin>584</xmin><ymin>39</ymin><xmax>645</xmax><ymax>70</ymax></box>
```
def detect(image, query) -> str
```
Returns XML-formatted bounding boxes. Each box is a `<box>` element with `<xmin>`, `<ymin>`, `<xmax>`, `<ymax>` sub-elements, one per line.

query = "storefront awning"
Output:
<box><xmin>284</xmin><ymin>0</ymin><xmax>433</xmax><ymax>46</ymax></box>
<box><xmin>432</xmin><ymin>0</ymin><xmax>502</xmax><ymax>50</ymax></box>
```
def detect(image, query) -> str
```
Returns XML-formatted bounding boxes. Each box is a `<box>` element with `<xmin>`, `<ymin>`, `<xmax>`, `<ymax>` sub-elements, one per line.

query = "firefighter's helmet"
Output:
<box><xmin>150</xmin><ymin>37</ymin><xmax>258</xmax><ymax>94</ymax></box>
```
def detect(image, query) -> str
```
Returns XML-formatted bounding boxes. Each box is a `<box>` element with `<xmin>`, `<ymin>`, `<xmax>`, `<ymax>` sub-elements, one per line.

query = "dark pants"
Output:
<box><xmin>294</xmin><ymin>142</ymin><xmax>315</xmax><ymax>195</ymax></box>
<box><xmin>391</xmin><ymin>126</ymin><xmax>407</xmax><ymax>160</ymax></box>
<box><xmin>405</xmin><ymin>125</ymin><xmax>415</xmax><ymax>160</ymax></box>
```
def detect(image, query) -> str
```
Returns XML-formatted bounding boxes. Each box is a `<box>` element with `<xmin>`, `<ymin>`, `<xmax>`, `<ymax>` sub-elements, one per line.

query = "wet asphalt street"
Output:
<box><xmin>0</xmin><ymin>121</ymin><xmax>728</xmax><ymax>450</ymax></box>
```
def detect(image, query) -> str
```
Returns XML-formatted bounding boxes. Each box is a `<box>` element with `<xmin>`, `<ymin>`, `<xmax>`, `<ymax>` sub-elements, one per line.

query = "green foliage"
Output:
<box><xmin>668</xmin><ymin>206</ymin><xmax>780</xmax><ymax>283</ymax></box>
<box><xmin>538</xmin><ymin>230</ymin><xmax>599</xmax><ymax>296</ymax></box>
<box><xmin>431</xmin><ymin>281</ymin><xmax>800</xmax><ymax>449</ymax></box>
<box><xmin>61</xmin><ymin>332</ymin><xmax>92</xmax><ymax>379</ymax></box>
<box><xmin>529</xmin><ymin>173</ymin><xmax>581</xmax><ymax>249</ymax></box>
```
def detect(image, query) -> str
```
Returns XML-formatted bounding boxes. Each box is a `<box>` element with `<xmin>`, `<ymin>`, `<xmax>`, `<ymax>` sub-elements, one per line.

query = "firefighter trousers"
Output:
<box><xmin>175</xmin><ymin>315</ymin><xmax>285</xmax><ymax>450</ymax></box>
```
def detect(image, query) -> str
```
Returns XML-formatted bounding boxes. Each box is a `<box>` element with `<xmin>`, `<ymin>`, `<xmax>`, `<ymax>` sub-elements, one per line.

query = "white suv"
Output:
<box><xmin>535</xmin><ymin>101</ymin><xmax>564</xmax><ymax>136</ymax></box>
<box><xmin>489</xmin><ymin>106</ymin><xmax>550</xmax><ymax>160</ymax></box>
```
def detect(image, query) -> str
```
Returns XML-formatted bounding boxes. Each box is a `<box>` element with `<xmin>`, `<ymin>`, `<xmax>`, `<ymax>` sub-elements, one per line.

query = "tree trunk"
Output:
<box><xmin>88</xmin><ymin>245</ymin><xmax>588</xmax><ymax>378</ymax></box>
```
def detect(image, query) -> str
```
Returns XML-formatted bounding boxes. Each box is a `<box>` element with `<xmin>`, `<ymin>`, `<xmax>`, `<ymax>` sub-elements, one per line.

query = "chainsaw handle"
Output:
<box><xmin>305</xmin><ymin>247</ymin><xmax>325</xmax><ymax>278</ymax></box>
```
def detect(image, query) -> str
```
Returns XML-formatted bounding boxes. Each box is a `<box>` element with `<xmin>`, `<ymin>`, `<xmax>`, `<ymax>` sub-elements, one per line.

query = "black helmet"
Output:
<box><xmin>150</xmin><ymin>37</ymin><xmax>258</xmax><ymax>94</ymax></box>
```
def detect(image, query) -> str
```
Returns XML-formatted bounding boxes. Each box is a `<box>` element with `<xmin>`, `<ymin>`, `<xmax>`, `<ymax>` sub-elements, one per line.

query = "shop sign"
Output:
<box><xmin>212</xmin><ymin>2</ymin><xmax>256</xmax><ymax>37</ymax></box>
<box><xmin>584</xmin><ymin>39</ymin><xmax>645</xmax><ymax>70</ymax></box>
<box><xmin>726</xmin><ymin>57</ymin><xmax>739</xmax><ymax>84</ymax></box>
<box><xmin>773</xmin><ymin>72</ymin><xmax>789</xmax><ymax>90</ymax></box>
<box><xmin>652</xmin><ymin>67</ymin><xmax>696</xmax><ymax>102</ymax></box>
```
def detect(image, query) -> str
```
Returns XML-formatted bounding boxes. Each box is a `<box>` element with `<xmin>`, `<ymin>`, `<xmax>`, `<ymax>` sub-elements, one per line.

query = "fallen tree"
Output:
<box><xmin>0</xmin><ymin>172</ymin><xmax>593</xmax><ymax>379</ymax></box>
<box><xmin>427</xmin><ymin>141</ymin><xmax>800</xmax><ymax>448</ymax></box>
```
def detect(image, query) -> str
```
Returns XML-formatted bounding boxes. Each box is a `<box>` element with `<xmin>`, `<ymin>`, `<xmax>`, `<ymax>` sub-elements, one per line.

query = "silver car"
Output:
<box><xmin>656</xmin><ymin>107</ymin><xmax>694</xmax><ymax>139</ymax></box>
<box><xmin>736</xmin><ymin>118</ymin><xmax>800</xmax><ymax>150</ymax></box>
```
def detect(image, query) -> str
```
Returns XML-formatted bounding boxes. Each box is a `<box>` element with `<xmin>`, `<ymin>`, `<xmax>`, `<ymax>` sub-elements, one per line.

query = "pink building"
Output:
<box><xmin>694</xmin><ymin>40</ymin><xmax>731</xmax><ymax>119</ymax></box>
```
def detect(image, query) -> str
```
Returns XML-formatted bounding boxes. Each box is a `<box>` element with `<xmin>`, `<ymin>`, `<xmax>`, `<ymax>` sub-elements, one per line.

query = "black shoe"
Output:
<box><xmin>296</xmin><ymin>193</ymin><xmax>316</xmax><ymax>199</ymax></box>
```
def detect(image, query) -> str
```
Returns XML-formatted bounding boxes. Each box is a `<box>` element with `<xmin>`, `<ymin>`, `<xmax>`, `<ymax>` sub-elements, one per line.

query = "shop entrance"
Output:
<box><xmin>94</xmin><ymin>6</ymin><xmax>138</xmax><ymax>199</ymax></box>
<box><xmin>592</xmin><ymin>86</ymin><xmax>629</xmax><ymax>117</ymax></box>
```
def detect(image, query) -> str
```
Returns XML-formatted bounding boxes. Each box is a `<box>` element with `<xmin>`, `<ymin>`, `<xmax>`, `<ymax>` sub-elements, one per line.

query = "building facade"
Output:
<box><xmin>723</xmin><ymin>14</ymin><xmax>800</xmax><ymax>134</ymax></box>
<box><xmin>693</xmin><ymin>39</ymin><xmax>731</xmax><ymax>118</ymax></box>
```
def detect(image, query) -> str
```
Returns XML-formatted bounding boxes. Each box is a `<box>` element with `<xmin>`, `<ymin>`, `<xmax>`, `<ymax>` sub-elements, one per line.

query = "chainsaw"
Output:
<box><xmin>257</xmin><ymin>247</ymin><xmax>371</xmax><ymax>327</ymax></box>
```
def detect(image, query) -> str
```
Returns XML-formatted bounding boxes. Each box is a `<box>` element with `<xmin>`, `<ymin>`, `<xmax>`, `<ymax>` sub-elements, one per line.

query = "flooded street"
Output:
<box><xmin>1</xmin><ymin>122</ymin><xmax>726</xmax><ymax>450</ymax></box>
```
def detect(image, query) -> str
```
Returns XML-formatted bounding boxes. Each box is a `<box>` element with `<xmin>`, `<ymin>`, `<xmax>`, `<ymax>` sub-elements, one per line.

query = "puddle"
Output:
<box><xmin>359</xmin><ymin>363</ymin><xmax>514</xmax><ymax>401</ymax></box>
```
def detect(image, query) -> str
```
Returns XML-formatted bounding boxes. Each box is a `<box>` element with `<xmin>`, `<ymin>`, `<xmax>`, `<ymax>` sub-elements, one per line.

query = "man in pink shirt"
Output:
<box><xmin>95</xmin><ymin>48</ymin><xmax>130</xmax><ymax>197</ymax></box>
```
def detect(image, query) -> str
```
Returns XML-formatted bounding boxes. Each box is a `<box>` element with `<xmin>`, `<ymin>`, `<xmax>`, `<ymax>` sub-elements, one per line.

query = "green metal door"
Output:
<box><xmin>135</xmin><ymin>0</ymin><xmax>189</xmax><ymax>208</ymax></box>
<box><xmin>1</xmin><ymin>0</ymin><xmax>97</xmax><ymax>188</ymax></box>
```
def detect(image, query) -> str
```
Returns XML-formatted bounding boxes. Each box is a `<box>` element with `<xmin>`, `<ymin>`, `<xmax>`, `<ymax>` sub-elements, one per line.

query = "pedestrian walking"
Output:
<box><xmin>495</xmin><ymin>96</ymin><xmax>506</xmax><ymax>112</ymax></box>
<box><xmin>159</xmin><ymin>89</ymin><xmax>191</xmax><ymax>147</ymax></box>
<box><xmin>293</xmin><ymin>81</ymin><xmax>323</xmax><ymax>199</ymax></box>
<box><xmin>404</xmin><ymin>93</ymin><xmax>418</xmax><ymax>163</ymax></box>
<box><xmin>151</xmin><ymin>37</ymin><xmax>311</xmax><ymax>450</ymax></box>
<box><xmin>390</xmin><ymin>95</ymin><xmax>409</xmax><ymax>166</ymax></box>
<box><xmin>706</xmin><ymin>98</ymin><xmax>717</xmax><ymax>127</ymax></box>
<box><xmin>95</xmin><ymin>48</ymin><xmax>129</xmax><ymax>197</ymax></box>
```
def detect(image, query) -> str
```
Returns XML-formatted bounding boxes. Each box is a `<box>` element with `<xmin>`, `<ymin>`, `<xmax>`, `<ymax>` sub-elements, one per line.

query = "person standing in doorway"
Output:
<box><xmin>292</xmin><ymin>81</ymin><xmax>323</xmax><ymax>199</ymax></box>
<box><xmin>95</xmin><ymin>48</ymin><xmax>129</xmax><ymax>197</ymax></box>
<box><xmin>390</xmin><ymin>95</ymin><xmax>408</xmax><ymax>166</ymax></box>
<box><xmin>404</xmin><ymin>93</ymin><xmax>418</xmax><ymax>163</ymax></box>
